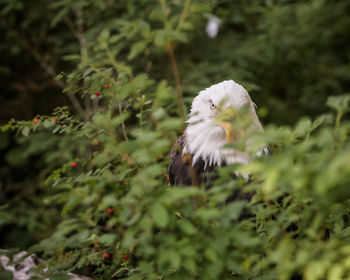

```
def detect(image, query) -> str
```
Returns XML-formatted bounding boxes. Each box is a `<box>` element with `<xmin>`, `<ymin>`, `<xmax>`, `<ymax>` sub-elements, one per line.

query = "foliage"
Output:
<box><xmin>4</xmin><ymin>88</ymin><xmax>350</xmax><ymax>280</ymax></box>
<box><xmin>1</xmin><ymin>0</ymin><xmax>350</xmax><ymax>122</ymax></box>
<box><xmin>1</xmin><ymin>0</ymin><xmax>350</xmax><ymax>279</ymax></box>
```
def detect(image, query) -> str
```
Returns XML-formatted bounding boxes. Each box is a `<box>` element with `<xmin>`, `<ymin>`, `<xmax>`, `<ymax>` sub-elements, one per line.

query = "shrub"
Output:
<box><xmin>1</xmin><ymin>1</ymin><xmax>350</xmax><ymax>279</ymax></box>
<box><xmin>3</xmin><ymin>74</ymin><xmax>350</xmax><ymax>280</ymax></box>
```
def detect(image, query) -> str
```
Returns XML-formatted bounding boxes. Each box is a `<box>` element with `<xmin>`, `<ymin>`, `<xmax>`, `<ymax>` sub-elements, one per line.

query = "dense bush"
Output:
<box><xmin>3</xmin><ymin>76</ymin><xmax>350</xmax><ymax>280</ymax></box>
<box><xmin>1</xmin><ymin>0</ymin><xmax>350</xmax><ymax>279</ymax></box>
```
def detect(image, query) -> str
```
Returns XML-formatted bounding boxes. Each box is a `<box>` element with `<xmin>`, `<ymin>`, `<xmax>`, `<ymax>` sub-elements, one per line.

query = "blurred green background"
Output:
<box><xmin>2</xmin><ymin>0</ymin><xmax>349</xmax><ymax>124</ymax></box>
<box><xmin>1</xmin><ymin>0</ymin><xmax>350</xmax><ymax>279</ymax></box>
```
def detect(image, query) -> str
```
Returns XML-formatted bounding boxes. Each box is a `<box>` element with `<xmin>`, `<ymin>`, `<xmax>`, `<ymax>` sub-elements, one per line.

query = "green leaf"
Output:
<box><xmin>183</xmin><ymin>258</ymin><xmax>197</xmax><ymax>274</ymax></box>
<box><xmin>195</xmin><ymin>208</ymin><xmax>221</xmax><ymax>221</ymax></box>
<box><xmin>128</xmin><ymin>40</ymin><xmax>148</xmax><ymax>60</ymax></box>
<box><xmin>204</xmin><ymin>248</ymin><xmax>217</xmax><ymax>262</ymax></box>
<box><xmin>99</xmin><ymin>233</ymin><xmax>117</xmax><ymax>246</ymax></box>
<box><xmin>158</xmin><ymin>249</ymin><xmax>181</xmax><ymax>270</ymax></box>
<box><xmin>326</xmin><ymin>95</ymin><xmax>350</xmax><ymax>112</ymax></box>
<box><xmin>311</xmin><ymin>115</ymin><xmax>326</xmax><ymax>131</ymax></box>
<box><xmin>22</xmin><ymin>126</ymin><xmax>30</xmax><ymax>137</ymax></box>
<box><xmin>43</xmin><ymin>120</ymin><xmax>54</xmax><ymax>128</ymax></box>
<box><xmin>178</xmin><ymin>219</ymin><xmax>197</xmax><ymax>235</ymax></box>
<box><xmin>294</xmin><ymin>117</ymin><xmax>311</xmax><ymax>138</ymax></box>
<box><xmin>151</xmin><ymin>203</ymin><xmax>169</xmax><ymax>228</ymax></box>
<box><xmin>50</xmin><ymin>6</ymin><xmax>69</xmax><ymax>27</ymax></box>
<box><xmin>62</xmin><ymin>54</ymin><xmax>81</xmax><ymax>62</ymax></box>
<box><xmin>99</xmin><ymin>29</ymin><xmax>110</xmax><ymax>44</ymax></box>
<box><xmin>225</xmin><ymin>201</ymin><xmax>246</xmax><ymax>221</ymax></box>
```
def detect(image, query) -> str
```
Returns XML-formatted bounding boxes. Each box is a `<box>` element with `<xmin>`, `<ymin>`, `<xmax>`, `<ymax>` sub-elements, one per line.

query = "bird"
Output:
<box><xmin>168</xmin><ymin>80</ymin><xmax>267</xmax><ymax>186</ymax></box>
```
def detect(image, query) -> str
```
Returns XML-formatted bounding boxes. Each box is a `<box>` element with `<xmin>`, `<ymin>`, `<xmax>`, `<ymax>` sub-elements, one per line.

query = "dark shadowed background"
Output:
<box><xmin>1</xmin><ymin>1</ymin><xmax>350</xmax><ymax>279</ymax></box>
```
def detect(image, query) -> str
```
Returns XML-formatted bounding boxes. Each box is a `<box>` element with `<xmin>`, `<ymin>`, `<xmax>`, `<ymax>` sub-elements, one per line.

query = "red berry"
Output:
<box><xmin>119</xmin><ymin>179</ymin><xmax>124</xmax><ymax>184</ymax></box>
<box><xmin>94</xmin><ymin>248</ymin><xmax>99</xmax><ymax>252</ymax></box>
<box><xmin>104</xmin><ymin>84</ymin><xmax>109</xmax><ymax>89</ymax></box>
<box><xmin>52</xmin><ymin>118</ymin><xmax>57</xmax><ymax>122</ymax></box>
<box><xmin>107</xmin><ymin>208</ymin><xmax>112</xmax><ymax>215</ymax></box>
<box><xmin>34</xmin><ymin>118</ymin><xmax>40</xmax><ymax>123</ymax></box>
<box><xmin>122</xmin><ymin>254</ymin><xmax>129</xmax><ymax>260</ymax></box>
<box><xmin>95</xmin><ymin>91</ymin><xmax>101</xmax><ymax>96</ymax></box>
<box><xmin>103</xmin><ymin>253</ymin><xmax>110</xmax><ymax>259</ymax></box>
<box><xmin>71</xmin><ymin>162</ymin><xmax>78</xmax><ymax>168</ymax></box>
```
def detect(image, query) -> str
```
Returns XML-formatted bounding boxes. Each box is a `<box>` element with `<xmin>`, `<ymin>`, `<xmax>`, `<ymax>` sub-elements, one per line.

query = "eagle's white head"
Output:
<box><xmin>183</xmin><ymin>80</ymin><xmax>266</xmax><ymax>171</ymax></box>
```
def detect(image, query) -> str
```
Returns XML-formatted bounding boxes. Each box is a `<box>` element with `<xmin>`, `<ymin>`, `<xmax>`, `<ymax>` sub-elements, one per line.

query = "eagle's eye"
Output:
<box><xmin>210</xmin><ymin>100</ymin><xmax>216</xmax><ymax>111</ymax></box>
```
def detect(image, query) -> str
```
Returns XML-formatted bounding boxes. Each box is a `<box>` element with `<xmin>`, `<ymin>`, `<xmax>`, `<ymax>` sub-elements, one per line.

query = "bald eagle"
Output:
<box><xmin>168</xmin><ymin>80</ymin><xmax>267</xmax><ymax>186</ymax></box>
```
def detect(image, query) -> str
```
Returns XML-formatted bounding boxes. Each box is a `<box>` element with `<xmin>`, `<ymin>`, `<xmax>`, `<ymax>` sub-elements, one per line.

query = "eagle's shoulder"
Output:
<box><xmin>168</xmin><ymin>135</ymin><xmax>218</xmax><ymax>186</ymax></box>
<box><xmin>168</xmin><ymin>135</ymin><xmax>192</xmax><ymax>186</ymax></box>
<box><xmin>169</xmin><ymin>134</ymin><xmax>186</xmax><ymax>161</ymax></box>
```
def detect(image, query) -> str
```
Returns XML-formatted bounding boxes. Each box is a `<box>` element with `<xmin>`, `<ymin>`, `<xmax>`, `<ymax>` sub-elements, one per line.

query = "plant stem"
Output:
<box><xmin>159</xmin><ymin>0</ymin><xmax>187</xmax><ymax>130</ymax></box>
<box><xmin>176</xmin><ymin>0</ymin><xmax>191</xmax><ymax>31</ymax></box>
<box><xmin>65</xmin><ymin>10</ymin><xmax>92</xmax><ymax>121</ymax></box>
<box><xmin>89</xmin><ymin>65</ymin><xmax>128</xmax><ymax>141</ymax></box>
<box><xmin>167</xmin><ymin>42</ymin><xmax>185</xmax><ymax>130</ymax></box>
<box><xmin>140</xmin><ymin>104</ymin><xmax>144</xmax><ymax>128</ymax></box>
<box><xmin>335</xmin><ymin>110</ymin><xmax>342</xmax><ymax>134</ymax></box>
<box><xmin>30</xmin><ymin>47</ymin><xmax>85</xmax><ymax>117</ymax></box>
<box><xmin>119</xmin><ymin>101</ymin><xmax>129</xmax><ymax>141</ymax></box>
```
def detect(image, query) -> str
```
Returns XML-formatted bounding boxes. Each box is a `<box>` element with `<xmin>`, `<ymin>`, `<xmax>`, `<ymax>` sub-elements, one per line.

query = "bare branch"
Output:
<box><xmin>30</xmin><ymin>48</ymin><xmax>86</xmax><ymax>116</ymax></box>
<box><xmin>11</xmin><ymin>29</ymin><xmax>86</xmax><ymax>116</ymax></box>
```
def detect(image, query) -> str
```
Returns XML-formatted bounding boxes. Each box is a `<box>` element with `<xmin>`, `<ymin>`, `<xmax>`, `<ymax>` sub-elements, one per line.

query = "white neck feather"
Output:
<box><xmin>183</xmin><ymin>120</ymin><xmax>251</xmax><ymax>169</ymax></box>
<box><xmin>182</xmin><ymin>80</ymin><xmax>267</xmax><ymax>179</ymax></box>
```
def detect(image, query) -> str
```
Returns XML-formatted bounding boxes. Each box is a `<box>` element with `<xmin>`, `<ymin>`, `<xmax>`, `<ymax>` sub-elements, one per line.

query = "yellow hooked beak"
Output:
<box><xmin>214</xmin><ymin>107</ymin><xmax>236</xmax><ymax>142</ymax></box>
<box><xmin>219</xmin><ymin>121</ymin><xmax>233</xmax><ymax>142</ymax></box>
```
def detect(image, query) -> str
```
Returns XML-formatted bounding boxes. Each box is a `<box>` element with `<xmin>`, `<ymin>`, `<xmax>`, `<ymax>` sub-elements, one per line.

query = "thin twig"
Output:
<box><xmin>63</xmin><ymin>16</ymin><xmax>79</xmax><ymax>40</ymax></box>
<box><xmin>176</xmin><ymin>0</ymin><xmax>191</xmax><ymax>31</ymax></box>
<box><xmin>10</xmin><ymin>25</ymin><xmax>85</xmax><ymax>116</ymax></box>
<box><xmin>30</xmin><ymin>47</ymin><xmax>85</xmax><ymax>116</ymax></box>
<box><xmin>84</xmin><ymin>94</ymin><xmax>92</xmax><ymax>116</ymax></box>
<box><xmin>63</xmin><ymin>13</ymin><xmax>87</xmax><ymax>65</ymax></box>
<box><xmin>104</xmin><ymin>44</ymin><xmax>133</xmax><ymax>78</ymax></box>
<box><xmin>159</xmin><ymin>0</ymin><xmax>186</xmax><ymax>130</ymax></box>
<box><xmin>66</xmin><ymin>10</ymin><xmax>92</xmax><ymax>122</ymax></box>
<box><xmin>159</xmin><ymin>0</ymin><xmax>168</xmax><ymax>22</ymax></box>
<box><xmin>167</xmin><ymin>43</ymin><xmax>185</xmax><ymax>128</ymax></box>
<box><xmin>93</xmin><ymin>97</ymin><xmax>99</xmax><ymax>113</ymax></box>
<box><xmin>118</xmin><ymin>102</ymin><xmax>129</xmax><ymax>141</ymax></box>
<box><xmin>89</xmin><ymin>65</ymin><xmax>116</xmax><ymax>85</ymax></box>
<box><xmin>89</xmin><ymin>65</ymin><xmax>129</xmax><ymax>141</ymax></box>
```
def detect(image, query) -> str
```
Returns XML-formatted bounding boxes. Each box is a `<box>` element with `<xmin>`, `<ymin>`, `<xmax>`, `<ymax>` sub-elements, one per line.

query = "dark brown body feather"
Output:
<box><xmin>168</xmin><ymin>135</ymin><xmax>254</xmax><ymax>219</ymax></box>
<box><xmin>168</xmin><ymin>135</ymin><xmax>219</xmax><ymax>186</ymax></box>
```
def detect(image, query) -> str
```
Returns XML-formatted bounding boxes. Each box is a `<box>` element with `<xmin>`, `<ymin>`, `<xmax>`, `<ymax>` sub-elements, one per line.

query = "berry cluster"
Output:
<box><xmin>94</xmin><ymin>84</ymin><xmax>111</xmax><ymax>97</ymax></box>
